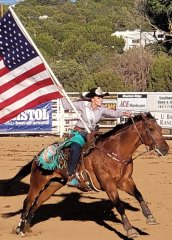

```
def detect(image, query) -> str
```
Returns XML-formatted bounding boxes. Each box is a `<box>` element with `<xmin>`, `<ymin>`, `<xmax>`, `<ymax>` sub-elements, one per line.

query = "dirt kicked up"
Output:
<box><xmin>0</xmin><ymin>136</ymin><xmax>172</xmax><ymax>240</ymax></box>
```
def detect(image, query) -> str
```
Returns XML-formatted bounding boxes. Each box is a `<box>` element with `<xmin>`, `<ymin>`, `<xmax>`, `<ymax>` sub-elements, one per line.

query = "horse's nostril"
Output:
<box><xmin>162</xmin><ymin>147</ymin><xmax>169</xmax><ymax>155</ymax></box>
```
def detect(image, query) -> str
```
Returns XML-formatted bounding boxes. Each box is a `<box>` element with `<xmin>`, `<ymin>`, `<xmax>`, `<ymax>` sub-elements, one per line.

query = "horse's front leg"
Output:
<box><xmin>100</xmin><ymin>174</ymin><xmax>138</xmax><ymax>238</ymax></box>
<box><xmin>118</xmin><ymin>177</ymin><xmax>157</xmax><ymax>225</ymax></box>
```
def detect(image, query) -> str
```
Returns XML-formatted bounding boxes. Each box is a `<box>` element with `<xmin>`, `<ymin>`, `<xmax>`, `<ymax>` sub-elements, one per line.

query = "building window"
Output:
<box><xmin>132</xmin><ymin>39</ymin><xmax>140</xmax><ymax>43</ymax></box>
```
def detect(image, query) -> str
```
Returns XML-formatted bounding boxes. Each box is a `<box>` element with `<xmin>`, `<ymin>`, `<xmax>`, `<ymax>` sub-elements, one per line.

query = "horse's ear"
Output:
<box><xmin>140</xmin><ymin>112</ymin><xmax>154</xmax><ymax>120</ymax></box>
<box><xmin>147</xmin><ymin>112</ymin><xmax>154</xmax><ymax>118</ymax></box>
<box><xmin>140</xmin><ymin>112</ymin><xmax>147</xmax><ymax>121</ymax></box>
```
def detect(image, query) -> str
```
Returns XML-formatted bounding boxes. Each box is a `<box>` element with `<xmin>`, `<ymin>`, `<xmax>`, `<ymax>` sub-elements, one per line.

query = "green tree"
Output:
<box><xmin>55</xmin><ymin>59</ymin><xmax>88</xmax><ymax>91</ymax></box>
<box><xmin>34</xmin><ymin>33</ymin><xmax>60</xmax><ymax>57</ymax></box>
<box><xmin>108</xmin><ymin>48</ymin><xmax>153</xmax><ymax>91</ymax></box>
<box><xmin>80</xmin><ymin>71</ymin><xmax>130</xmax><ymax>91</ymax></box>
<box><xmin>136</xmin><ymin>0</ymin><xmax>172</xmax><ymax>52</ymax></box>
<box><xmin>74</xmin><ymin>41</ymin><xmax>110</xmax><ymax>73</ymax></box>
<box><xmin>148</xmin><ymin>54</ymin><xmax>172</xmax><ymax>91</ymax></box>
<box><xmin>13</xmin><ymin>0</ymin><xmax>169</xmax><ymax>92</ymax></box>
<box><xmin>147</xmin><ymin>0</ymin><xmax>172</xmax><ymax>31</ymax></box>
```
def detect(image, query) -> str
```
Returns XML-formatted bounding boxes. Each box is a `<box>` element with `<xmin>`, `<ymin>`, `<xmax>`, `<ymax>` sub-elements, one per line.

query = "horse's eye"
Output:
<box><xmin>149</xmin><ymin>127</ymin><xmax>154</xmax><ymax>131</ymax></box>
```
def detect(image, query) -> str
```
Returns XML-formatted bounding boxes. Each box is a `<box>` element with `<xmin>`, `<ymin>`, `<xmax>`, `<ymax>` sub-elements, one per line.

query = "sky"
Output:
<box><xmin>0</xmin><ymin>0</ymin><xmax>77</xmax><ymax>4</ymax></box>
<box><xmin>0</xmin><ymin>0</ymin><xmax>23</xmax><ymax>4</ymax></box>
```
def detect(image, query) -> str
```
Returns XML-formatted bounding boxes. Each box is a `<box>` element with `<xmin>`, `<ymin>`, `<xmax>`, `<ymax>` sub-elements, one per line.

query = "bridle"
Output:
<box><xmin>131</xmin><ymin>115</ymin><xmax>164</xmax><ymax>156</ymax></box>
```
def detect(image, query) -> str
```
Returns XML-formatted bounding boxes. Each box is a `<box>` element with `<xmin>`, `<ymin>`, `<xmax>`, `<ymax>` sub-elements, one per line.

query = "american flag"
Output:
<box><xmin>0</xmin><ymin>9</ymin><xmax>63</xmax><ymax>124</ymax></box>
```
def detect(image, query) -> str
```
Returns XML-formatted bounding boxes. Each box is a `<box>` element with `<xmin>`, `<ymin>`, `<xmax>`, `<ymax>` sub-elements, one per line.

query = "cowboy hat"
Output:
<box><xmin>84</xmin><ymin>87</ymin><xmax>109</xmax><ymax>99</ymax></box>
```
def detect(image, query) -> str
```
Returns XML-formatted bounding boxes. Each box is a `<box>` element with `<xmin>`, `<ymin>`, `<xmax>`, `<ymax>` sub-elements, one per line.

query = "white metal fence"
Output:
<box><xmin>55</xmin><ymin>92</ymin><xmax>172</xmax><ymax>137</ymax></box>
<box><xmin>1</xmin><ymin>92</ymin><xmax>172</xmax><ymax>137</ymax></box>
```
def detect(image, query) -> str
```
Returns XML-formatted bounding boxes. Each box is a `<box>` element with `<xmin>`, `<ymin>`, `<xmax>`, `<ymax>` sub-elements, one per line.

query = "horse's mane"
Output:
<box><xmin>96</xmin><ymin>112</ymin><xmax>154</xmax><ymax>142</ymax></box>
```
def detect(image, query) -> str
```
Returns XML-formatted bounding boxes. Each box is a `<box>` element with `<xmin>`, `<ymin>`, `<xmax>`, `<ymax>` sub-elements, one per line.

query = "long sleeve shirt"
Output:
<box><xmin>61</xmin><ymin>98</ymin><xmax>123</xmax><ymax>131</ymax></box>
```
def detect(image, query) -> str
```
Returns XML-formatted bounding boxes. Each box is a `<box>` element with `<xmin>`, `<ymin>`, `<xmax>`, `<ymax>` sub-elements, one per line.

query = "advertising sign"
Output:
<box><xmin>147</xmin><ymin>94</ymin><xmax>172</xmax><ymax>111</ymax></box>
<box><xmin>153</xmin><ymin>112</ymin><xmax>172</xmax><ymax>129</ymax></box>
<box><xmin>117</xmin><ymin>94</ymin><xmax>147</xmax><ymax>111</ymax></box>
<box><xmin>102</xmin><ymin>95</ymin><xmax>117</xmax><ymax>110</ymax></box>
<box><xmin>0</xmin><ymin>101</ymin><xmax>52</xmax><ymax>132</ymax></box>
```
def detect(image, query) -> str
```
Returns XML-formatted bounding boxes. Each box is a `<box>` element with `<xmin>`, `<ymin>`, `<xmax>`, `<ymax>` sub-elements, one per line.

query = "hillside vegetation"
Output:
<box><xmin>6</xmin><ymin>0</ymin><xmax>172</xmax><ymax>92</ymax></box>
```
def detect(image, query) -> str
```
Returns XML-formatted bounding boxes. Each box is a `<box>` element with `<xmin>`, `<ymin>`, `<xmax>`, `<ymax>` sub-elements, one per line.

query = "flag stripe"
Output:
<box><xmin>0</xmin><ymin>70</ymin><xmax>51</xmax><ymax>100</ymax></box>
<box><xmin>0</xmin><ymin>85</ymin><xmax>60</xmax><ymax>118</ymax></box>
<box><xmin>0</xmin><ymin>78</ymin><xmax>55</xmax><ymax>109</ymax></box>
<box><xmin>0</xmin><ymin>63</ymin><xmax>47</xmax><ymax>94</ymax></box>
<box><xmin>0</xmin><ymin>66</ymin><xmax>10</xmax><ymax>77</ymax></box>
<box><xmin>0</xmin><ymin>92</ymin><xmax>61</xmax><ymax>124</ymax></box>
<box><xmin>0</xmin><ymin>56</ymin><xmax>43</xmax><ymax>86</ymax></box>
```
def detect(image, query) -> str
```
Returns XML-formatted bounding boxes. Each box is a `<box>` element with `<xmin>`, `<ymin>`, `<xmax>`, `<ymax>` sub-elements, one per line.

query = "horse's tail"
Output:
<box><xmin>6</xmin><ymin>159</ymin><xmax>33</xmax><ymax>190</ymax></box>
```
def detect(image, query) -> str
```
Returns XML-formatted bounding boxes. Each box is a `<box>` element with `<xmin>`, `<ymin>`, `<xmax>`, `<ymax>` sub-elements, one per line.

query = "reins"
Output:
<box><xmin>82</xmin><ymin>114</ymin><xmax>168</xmax><ymax>177</ymax></box>
<box><xmin>94</xmin><ymin>116</ymin><xmax>151</xmax><ymax>164</ymax></box>
<box><xmin>130</xmin><ymin>116</ymin><xmax>150</xmax><ymax>160</ymax></box>
<box><xmin>130</xmin><ymin>116</ymin><xmax>149</xmax><ymax>152</ymax></box>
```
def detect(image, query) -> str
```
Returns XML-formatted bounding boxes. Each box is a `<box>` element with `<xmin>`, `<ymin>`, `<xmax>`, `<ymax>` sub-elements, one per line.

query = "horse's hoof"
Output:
<box><xmin>16</xmin><ymin>226</ymin><xmax>21</xmax><ymax>235</ymax></box>
<box><xmin>146</xmin><ymin>215</ymin><xmax>157</xmax><ymax>225</ymax></box>
<box><xmin>16</xmin><ymin>227</ymin><xmax>25</xmax><ymax>236</ymax></box>
<box><xmin>127</xmin><ymin>228</ymin><xmax>138</xmax><ymax>238</ymax></box>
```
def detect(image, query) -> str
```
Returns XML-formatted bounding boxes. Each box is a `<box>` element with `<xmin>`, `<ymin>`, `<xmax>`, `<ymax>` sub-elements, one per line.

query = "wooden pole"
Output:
<box><xmin>0</xmin><ymin>4</ymin><xmax>3</xmax><ymax>17</ymax></box>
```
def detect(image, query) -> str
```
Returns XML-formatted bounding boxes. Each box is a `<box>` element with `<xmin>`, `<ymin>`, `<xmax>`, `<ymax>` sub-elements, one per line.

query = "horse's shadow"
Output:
<box><xmin>2</xmin><ymin>186</ymin><xmax>149</xmax><ymax>240</ymax></box>
<box><xmin>34</xmin><ymin>192</ymin><xmax>149</xmax><ymax>239</ymax></box>
<box><xmin>0</xmin><ymin>179</ymin><xmax>29</xmax><ymax>196</ymax></box>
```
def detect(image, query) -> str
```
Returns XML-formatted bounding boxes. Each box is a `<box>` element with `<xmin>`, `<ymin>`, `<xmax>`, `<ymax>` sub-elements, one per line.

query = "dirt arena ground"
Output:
<box><xmin>0</xmin><ymin>136</ymin><xmax>171</xmax><ymax>240</ymax></box>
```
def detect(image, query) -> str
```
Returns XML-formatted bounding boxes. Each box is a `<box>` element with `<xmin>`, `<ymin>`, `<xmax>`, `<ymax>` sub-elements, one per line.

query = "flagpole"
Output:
<box><xmin>0</xmin><ymin>4</ymin><xmax>3</xmax><ymax>17</ymax></box>
<box><xmin>9</xmin><ymin>6</ymin><xmax>90</xmax><ymax>133</ymax></box>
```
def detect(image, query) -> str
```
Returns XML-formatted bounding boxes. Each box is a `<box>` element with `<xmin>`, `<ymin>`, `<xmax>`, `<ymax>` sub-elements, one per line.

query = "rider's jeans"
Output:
<box><xmin>68</xmin><ymin>142</ymin><xmax>81</xmax><ymax>176</ymax></box>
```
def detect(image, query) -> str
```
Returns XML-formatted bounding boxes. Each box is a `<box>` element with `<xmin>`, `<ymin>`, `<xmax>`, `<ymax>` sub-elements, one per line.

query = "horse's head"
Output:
<box><xmin>137</xmin><ymin>112</ymin><xmax>169</xmax><ymax>156</ymax></box>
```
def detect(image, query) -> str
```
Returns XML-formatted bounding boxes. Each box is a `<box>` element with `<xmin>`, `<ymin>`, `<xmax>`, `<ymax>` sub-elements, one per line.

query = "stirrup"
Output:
<box><xmin>67</xmin><ymin>177</ymin><xmax>79</xmax><ymax>187</ymax></box>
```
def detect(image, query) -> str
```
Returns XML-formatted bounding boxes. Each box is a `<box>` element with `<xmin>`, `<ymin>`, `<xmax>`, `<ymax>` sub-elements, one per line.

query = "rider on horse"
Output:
<box><xmin>61</xmin><ymin>87</ymin><xmax>132</xmax><ymax>187</ymax></box>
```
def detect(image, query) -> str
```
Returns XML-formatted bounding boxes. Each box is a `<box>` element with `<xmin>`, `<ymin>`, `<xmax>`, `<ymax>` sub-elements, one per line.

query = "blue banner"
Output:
<box><xmin>0</xmin><ymin>101</ymin><xmax>52</xmax><ymax>132</ymax></box>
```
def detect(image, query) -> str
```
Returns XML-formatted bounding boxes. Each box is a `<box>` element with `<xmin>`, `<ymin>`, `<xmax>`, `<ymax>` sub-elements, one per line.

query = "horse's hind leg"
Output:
<box><xmin>21</xmin><ymin>179</ymin><xmax>65</xmax><ymax>234</ymax></box>
<box><xmin>16</xmin><ymin>188</ymin><xmax>42</xmax><ymax>235</ymax></box>
<box><xmin>118</xmin><ymin>177</ymin><xmax>157</xmax><ymax>225</ymax></box>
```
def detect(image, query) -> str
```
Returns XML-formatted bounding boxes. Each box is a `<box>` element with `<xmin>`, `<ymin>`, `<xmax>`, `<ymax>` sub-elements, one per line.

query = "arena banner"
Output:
<box><xmin>117</xmin><ymin>94</ymin><xmax>147</xmax><ymax>111</ymax></box>
<box><xmin>0</xmin><ymin>101</ymin><xmax>52</xmax><ymax>132</ymax></box>
<box><xmin>152</xmin><ymin>112</ymin><xmax>172</xmax><ymax>129</ymax></box>
<box><xmin>147</xmin><ymin>94</ymin><xmax>172</xmax><ymax>111</ymax></box>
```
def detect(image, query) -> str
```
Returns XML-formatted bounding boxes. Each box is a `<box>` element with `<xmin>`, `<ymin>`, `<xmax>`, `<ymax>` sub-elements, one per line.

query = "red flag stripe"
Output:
<box><xmin>0</xmin><ymin>66</ymin><xmax>10</xmax><ymax>77</ymax></box>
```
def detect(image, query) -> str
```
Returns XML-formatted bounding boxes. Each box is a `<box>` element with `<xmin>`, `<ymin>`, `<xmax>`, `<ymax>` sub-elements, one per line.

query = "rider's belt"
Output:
<box><xmin>74</xmin><ymin>126</ymin><xmax>85</xmax><ymax>132</ymax></box>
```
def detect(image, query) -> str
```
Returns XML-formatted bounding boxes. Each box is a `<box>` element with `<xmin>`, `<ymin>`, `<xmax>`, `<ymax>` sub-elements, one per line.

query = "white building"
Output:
<box><xmin>39</xmin><ymin>15</ymin><xmax>49</xmax><ymax>20</ymax></box>
<box><xmin>112</xmin><ymin>29</ymin><xmax>165</xmax><ymax>51</ymax></box>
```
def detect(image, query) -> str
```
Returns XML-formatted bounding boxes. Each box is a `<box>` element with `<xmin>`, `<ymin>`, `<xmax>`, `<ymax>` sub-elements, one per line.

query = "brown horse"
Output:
<box><xmin>7</xmin><ymin>112</ymin><xmax>169</xmax><ymax>238</ymax></box>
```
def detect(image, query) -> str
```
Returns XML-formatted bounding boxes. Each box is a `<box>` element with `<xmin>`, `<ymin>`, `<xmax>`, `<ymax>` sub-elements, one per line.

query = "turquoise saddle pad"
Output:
<box><xmin>37</xmin><ymin>131</ymin><xmax>86</xmax><ymax>170</ymax></box>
